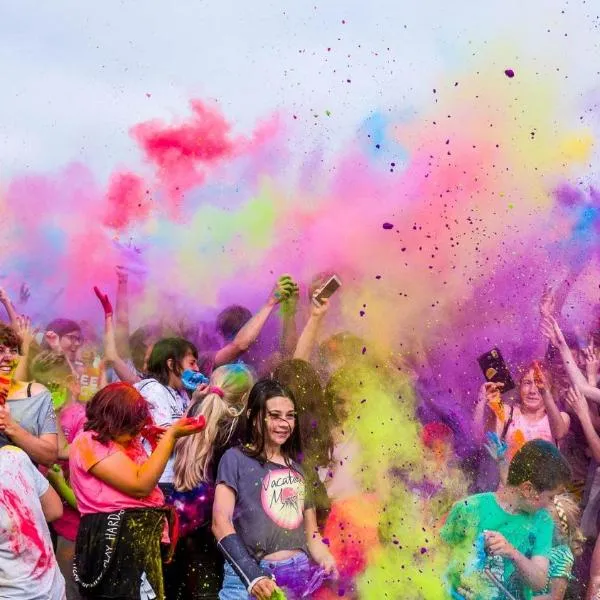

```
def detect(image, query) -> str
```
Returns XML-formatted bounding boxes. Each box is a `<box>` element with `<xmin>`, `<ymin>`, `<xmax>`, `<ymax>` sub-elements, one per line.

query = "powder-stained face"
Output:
<box><xmin>0</xmin><ymin>345</ymin><xmax>20</xmax><ymax>379</ymax></box>
<box><xmin>60</xmin><ymin>330</ymin><xmax>82</xmax><ymax>361</ymax></box>
<box><xmin>519</xmin><ymin>369</ymin><xmax>544</xmax><ymax>412</ymax></box>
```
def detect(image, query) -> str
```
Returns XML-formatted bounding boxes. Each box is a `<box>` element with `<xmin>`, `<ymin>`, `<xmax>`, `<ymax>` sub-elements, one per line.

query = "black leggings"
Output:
<box><xmin>163</xmin><ymin>525</ymin><xmax>223</xmax><ymax>600</ymax></box>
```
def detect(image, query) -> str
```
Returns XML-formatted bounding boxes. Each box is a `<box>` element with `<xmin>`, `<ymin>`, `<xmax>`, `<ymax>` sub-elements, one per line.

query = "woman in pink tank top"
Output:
<box><xmin>474</xmin><ymin>363</ymin><xmax>570</xmax><ymax>461</ymax></box>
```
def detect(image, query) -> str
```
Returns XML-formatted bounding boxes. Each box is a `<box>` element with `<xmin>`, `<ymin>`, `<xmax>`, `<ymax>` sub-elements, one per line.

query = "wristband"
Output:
<box><xmin>217</xmin><ymin>533</ymin><xmax>272</xmax><ymax>592</ymax></box>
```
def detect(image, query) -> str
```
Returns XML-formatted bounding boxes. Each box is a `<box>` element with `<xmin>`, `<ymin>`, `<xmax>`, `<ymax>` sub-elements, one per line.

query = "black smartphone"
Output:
<box><xmin>312</xmin><ymin>275</ymin><xmax>342</xmax><ymax>306</ymax></box>
<box><xmin>477</xmin><ymin>347</ymin><xmax>516</xmax><ymax>393</ymax></box>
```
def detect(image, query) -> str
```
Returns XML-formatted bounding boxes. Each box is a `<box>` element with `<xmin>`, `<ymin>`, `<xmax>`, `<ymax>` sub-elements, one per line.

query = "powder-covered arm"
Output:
<box><xmin>294</xmin><ymin>299</ymin><xmax>330</xmax><ymax>362</ymax></box>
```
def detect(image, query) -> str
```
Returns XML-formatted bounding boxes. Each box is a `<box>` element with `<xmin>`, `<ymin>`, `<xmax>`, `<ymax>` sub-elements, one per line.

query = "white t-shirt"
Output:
<box><xmin>134</xmin><ymin>379</ymin><xmax>189</xmax><ymax>484</ymax></box>
<box><xmin>0</xmin><ymin>446</ymin><xmax>66</xmax><ymax>600</ymax></box>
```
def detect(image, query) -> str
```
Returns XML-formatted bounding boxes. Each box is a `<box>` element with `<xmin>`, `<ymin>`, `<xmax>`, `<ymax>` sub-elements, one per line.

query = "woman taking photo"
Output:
<box><xmin>69</xmin><ymin>382</ymin><xmax>204</xmax><ymax>600</ymax></box>
<box><xmin>212</xmin><ymin>379</ymin><xmax>336</xmax><ymax>600</ymax></box>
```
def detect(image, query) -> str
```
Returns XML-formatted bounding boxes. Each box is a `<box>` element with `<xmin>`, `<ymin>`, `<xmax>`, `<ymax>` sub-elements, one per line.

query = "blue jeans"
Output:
<box><xmin>219</xmin><ymin>552</ymin><xmax>329</xmax><ymax>600</ymax></box>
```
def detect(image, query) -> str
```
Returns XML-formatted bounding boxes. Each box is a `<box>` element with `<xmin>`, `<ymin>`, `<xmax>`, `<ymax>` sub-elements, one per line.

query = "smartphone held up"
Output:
<box><xmin>312</xmin><ymin>275</ymin><xmax>342</xmax><ymax>306</ymax></box>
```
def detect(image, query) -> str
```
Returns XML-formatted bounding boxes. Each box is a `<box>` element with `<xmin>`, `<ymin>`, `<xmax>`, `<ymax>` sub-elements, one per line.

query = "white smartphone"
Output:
<box><xmin>312</xmin><ymin>275</ymin><xmax>342</xmax><ymax>306</ymax></box>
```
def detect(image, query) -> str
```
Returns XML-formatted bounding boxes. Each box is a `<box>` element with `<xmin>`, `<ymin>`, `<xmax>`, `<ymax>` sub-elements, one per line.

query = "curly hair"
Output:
<box><xmin>0</xmin><ymin>323</ymin><xmax>22</xmax><ymax>352</ymax></box>
<box><xmin>84</xmin><ymin>382</ymin><xmax>150</xmax><ymax>445</ymax></box>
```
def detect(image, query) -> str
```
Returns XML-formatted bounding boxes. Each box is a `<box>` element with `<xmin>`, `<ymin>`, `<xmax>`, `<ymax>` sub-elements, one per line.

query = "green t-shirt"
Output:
<box><xmin>441</xmin><ymin>492</ymin><xmax>554</xmax><ymax>600</ymax></box>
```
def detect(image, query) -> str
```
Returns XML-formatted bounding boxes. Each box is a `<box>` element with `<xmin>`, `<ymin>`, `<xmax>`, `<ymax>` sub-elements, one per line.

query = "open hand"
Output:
<box><xmin>19</xmin><ymin>283</ymin><xmax>30</xmax><ymax>305</ymax></box>
<box><xmin>169</xmin><ymin>415</ymin><xmax>206</xmax><ymax>439</ymax></box>
<box><xmin>583</xmin><ymin>339</ymin><xmax>600</xmax><ymax>386</ymax></box>
<box><xmin>539</xmin><ymin>284</ymin><xmax>556</xmax><ymax>319</ymax></box>
<box><xmin>565</xmin><ymin>386</ymin><xmax>589</xmax><ymax>418</ymax></box>
<box><xmin>14</xmin><ymin>315</ymin><xmax>37</xmax><ymax>349</ymax></box>
<box><xmin>541</xmin><ymin>316</ymin><xmax>567</xmax><ymax>349</ymax></box>
<box><xmin>44</xmin><ymin>330</ymin><xmax>62</xmax><ymax>352</ymax></box>
<box><xmin>93</xmin><ymin>287</ymin><xmax>113</xmax><ymax>317</ymax></box>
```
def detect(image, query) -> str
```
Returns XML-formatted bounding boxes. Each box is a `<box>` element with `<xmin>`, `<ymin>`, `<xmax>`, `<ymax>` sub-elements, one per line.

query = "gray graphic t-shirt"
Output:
<box><xmin>217</xmin><ymin>447</ymin><xmax>313</xmax><ymax>559</ymax></box>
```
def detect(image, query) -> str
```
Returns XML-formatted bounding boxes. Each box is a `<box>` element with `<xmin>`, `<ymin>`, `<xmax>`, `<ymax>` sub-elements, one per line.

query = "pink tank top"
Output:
<box><xmin>505</xmin><ymin>406</ymin><xmax>555</xmax><ymax>459</ymax></box>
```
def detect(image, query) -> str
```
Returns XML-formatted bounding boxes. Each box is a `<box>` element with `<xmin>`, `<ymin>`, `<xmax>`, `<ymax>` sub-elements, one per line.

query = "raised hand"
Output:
<box><xmin>45</xmin><ymin>330</ymin><xmax>62</xmax><ymax>352</ymax></box>
<box><xmin>18</xmin><ymin>283</ymin><xmax>30</xmax><ymax>305</ymax></box>
<box><xmin>13</xmin><ymin>315</ymin><xmax>37</xmax><ymax>350</ymax></box>
<box><xmin>565</xmin><ymin>386</ymin><xmax>589</xmax><ymax>418</ymax></box>
<box><xmin>168</xmin><ymin>415</ymin><xmax>207</xmax><ymax>439</ymax></box>
<box><xmin>539</xmin><ymin>284</ymin><xmax>556</xmax><ymax>319</ymax></box>
<box><xmin>0</xmin><ymin>288</ymin><xmax>11</xmax><ymax>307</ymax></box>
<box><xmin>310</xmin><ymin>297</ymin><xmax>330</xmax><ymax>319</ymax></box>
<box><xmin>269</xmin><ymin>275</ymin><xmax>298</xmax><ymax>306</ymax></box>
<box><xmin>94</xmin><ymin>287</ymin><xmax>113</xmax><ymax>317</ymax></box>
<box><xmin>583</xmin><ymin>339</ymin><xmax>600</xmax><ymax>386</ymax></box>
<box><xmin>541</xmin><ymin>316</ymin><xmax>567</xmax><ymax>349</ymax></box>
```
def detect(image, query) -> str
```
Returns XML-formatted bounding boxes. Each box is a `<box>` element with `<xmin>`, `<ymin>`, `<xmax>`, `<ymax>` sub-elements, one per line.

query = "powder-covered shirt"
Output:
<box><xmin>69</xmin><ymin>431</ymin><xmax>164</xmax><ymax>515</ymax></box>
<box><xmin>441</xmin><ymin>492</ymin><xmax>554</xmax><ymax>600</ymax></box>
<box><xmin>8</xmin><ymin>389</ymin><xmax>57</xmax><ymax>438</ymax></box>
<box><xmin>534</xmin><ymin>544</ymin><xmax>574</xmax><ymax>596</ymax></box>
<box><xmin>135</xmin><ymin>379</ymin><xmax>189</xmax><ymax>484</ymax></box>
<box><xmin>217</xmin><ymin>447</ymin><xmax>312</xmax><ymax>559</ymax></box>
<box><xmin>0</xmin><ymin>445</ymin><xmax>66</xmax><ymax>600</ymax></box>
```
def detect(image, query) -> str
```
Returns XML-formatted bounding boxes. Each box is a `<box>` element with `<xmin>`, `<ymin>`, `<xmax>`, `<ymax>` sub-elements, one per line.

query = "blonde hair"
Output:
<box><xmin>173</xmin><ymin>364</ymin><xmax>253</xmax><ymax>491</ymax></box>
<box><xmin>550</xmin><ymin>493</ymin><xmax>585</xmax><ymax>556</ymax></box>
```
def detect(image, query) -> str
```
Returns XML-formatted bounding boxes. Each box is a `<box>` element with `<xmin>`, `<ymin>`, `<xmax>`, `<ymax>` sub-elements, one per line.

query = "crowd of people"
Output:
<box><xmin>2</xmin><ymin>268</ymin><xmax>600</xmax><ymax>600</ymax></box>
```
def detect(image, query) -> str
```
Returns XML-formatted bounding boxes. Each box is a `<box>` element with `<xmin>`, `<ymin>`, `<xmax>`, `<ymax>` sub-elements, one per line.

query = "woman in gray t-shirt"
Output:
<box><xmin>212</xmin><ymin>379</ymin><xmax>337</xmax><ymax>600</ymax></box>
<box><xmin>0</xmin><ymin>323</ymin><xmax>58</xmax><ymax>465</ymax></box>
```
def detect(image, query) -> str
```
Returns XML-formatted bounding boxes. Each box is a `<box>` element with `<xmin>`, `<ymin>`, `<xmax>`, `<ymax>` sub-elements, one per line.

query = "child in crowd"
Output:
<box><xmin>0</xmin><ymin>323</ymin><xmax>58</xmax><ymax>465</ymax></box>
<box><xmin>534</xmin><ymin>493</ymin><xmax>582</xmax><ymax>600</ymax></box>
<box><xmin>442</xmin><ymin>439</ymin><xmax>572</xmax><ymax>600</ymax></box>
<box><xmin>69</xmin><ymin>383</ymin><xmax>204</xmax><ymax>600</ymax></box>
<box><xmin>170</xmin><ymin>364</ymin><xmax>254</xmax><ymax>599</ymax></box>
<box><xmin>212</xmin><ymin>379</ymin><xmax>337</xmax><ymax>600</ymax></box>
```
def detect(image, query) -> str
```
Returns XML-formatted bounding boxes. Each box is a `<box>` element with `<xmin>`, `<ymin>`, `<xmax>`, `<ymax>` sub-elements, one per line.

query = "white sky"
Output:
<box><xmin>0</xmin><ymin>0</ymin><xmax>598</xmax><ymax>180</ymax></box>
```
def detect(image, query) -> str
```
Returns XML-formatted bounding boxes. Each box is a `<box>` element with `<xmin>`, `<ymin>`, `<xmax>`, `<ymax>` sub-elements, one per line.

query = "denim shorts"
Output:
<box><xmin>219</xmin><ymin>552</ymin><xmax>329</xmax><ymax>600</ymax></box>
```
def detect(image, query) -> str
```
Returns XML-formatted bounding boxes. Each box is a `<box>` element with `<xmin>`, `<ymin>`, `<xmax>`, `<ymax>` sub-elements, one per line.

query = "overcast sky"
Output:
<box><xmin>0</xmin><ymin>0</ymin><xmax>598</xmax><ymax>181</ymax></box>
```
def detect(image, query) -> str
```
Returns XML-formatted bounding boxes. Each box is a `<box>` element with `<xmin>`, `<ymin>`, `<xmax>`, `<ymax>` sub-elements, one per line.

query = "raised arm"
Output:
<box><xmin>114</xmin><ymin>267</ymin><xmax>131</xmax><ymax>357</ymax></box>
<box><xmin>0</xmin><ymin>288</ymin><xmax>19</xmax><ymax>326</ymax></box>
<box><xmin>95</xmin><ymin>286</ymin><xmax>140</xmax><ymax>384</ymax></box>
<box><xmin>12</xmin><ymin>315</ymin><xmax>37</xmax><ymax>382</ymax></box>
<box><xmin>542</xmin><ymin>317</ymin><xmax>600</xmax><ymax>404</ymax></box>
<box><xmin>279</xmin><ymin>279</ymin><xmax>299</xmax><ymax>358</ymax></box>
<box><xmin>472</xmin><ymin>381</ymin><xmax>503</xmax><ymax>441</ymax></box>
<box><xmin>565</xmin><ymin>387</ymin><xmax>600</xmax><ymax>463</ymax></box>
<box><xmin>534</xmin><ymin>362</ymin><xmax>570</xmax><ymax>441</ymax></box>
<box><xmin>294</xmin><ymin>299</ymin><xmax>330</xmax><ymax>361</ymax></box>
<box><xmin>213</xmin><ymin>277</ymin><xmax>296</xmax><ymax>367</ymax></box>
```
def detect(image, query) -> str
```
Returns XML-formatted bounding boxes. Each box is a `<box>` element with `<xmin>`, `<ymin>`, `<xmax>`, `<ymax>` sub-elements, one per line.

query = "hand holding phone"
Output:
<box><xmin>477</xmin><ymin>348</ymin><xmax>515</xmax><ymax>394</ymax></box>
<box><xmin>312</xmin><ymin>275</ymin><xmax>342</xmax><ymax>306</ymax></box>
